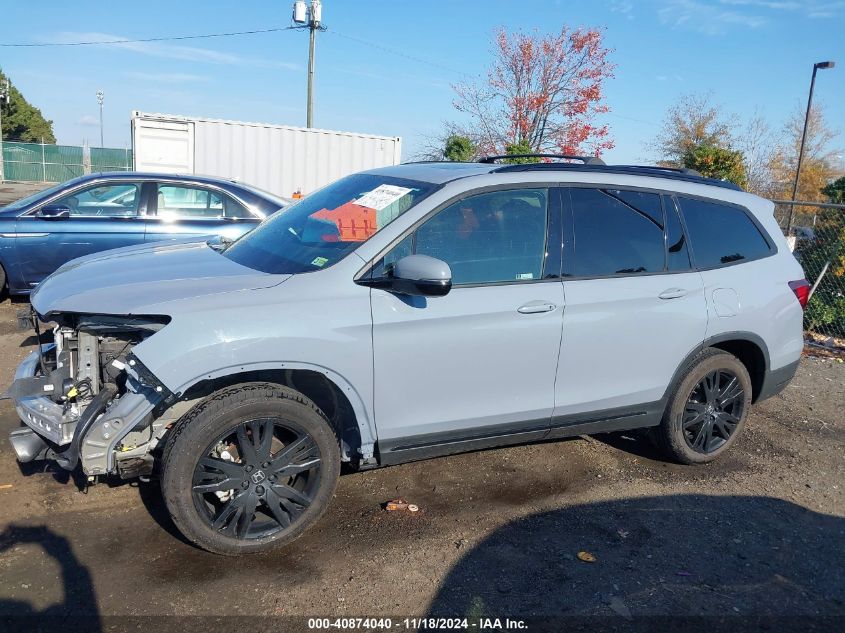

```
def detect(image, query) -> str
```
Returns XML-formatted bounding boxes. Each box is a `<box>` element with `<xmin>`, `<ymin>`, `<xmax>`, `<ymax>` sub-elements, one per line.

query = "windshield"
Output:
<box><xmin>2</xmin><ymin>181</ymin><xmax>72</xmax><ymax>212</ymax></box>
<box><xmin>223</xmin><ymin>173</ymin><xmax>436</xmax><ymax>274</ymax></box>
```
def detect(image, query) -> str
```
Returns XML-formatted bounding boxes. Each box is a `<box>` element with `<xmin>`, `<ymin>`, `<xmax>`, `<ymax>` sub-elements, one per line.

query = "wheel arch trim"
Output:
<box><xmin>664</xmin><ymin>331</ymin><xmax>770</xmax><ymax>404</ymax></box>
<box><xmin>173</xmin><ymin>361</ymin><xmax>377</xmax><ymax>460</ymax></box>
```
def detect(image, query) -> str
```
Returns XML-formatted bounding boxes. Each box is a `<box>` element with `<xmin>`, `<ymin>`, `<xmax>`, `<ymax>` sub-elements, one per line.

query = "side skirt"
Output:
<box><xmin>376</xmin><ymin>402</ymin><xmax>664</xmax><ymax>467</ymax></box>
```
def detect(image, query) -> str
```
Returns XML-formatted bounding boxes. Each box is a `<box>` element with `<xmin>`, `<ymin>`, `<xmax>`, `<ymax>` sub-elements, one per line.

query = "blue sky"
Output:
<box><xmin>0</xmin><ymin>0</ymin><xmax>843</xmax><ymax>165</ymax></box>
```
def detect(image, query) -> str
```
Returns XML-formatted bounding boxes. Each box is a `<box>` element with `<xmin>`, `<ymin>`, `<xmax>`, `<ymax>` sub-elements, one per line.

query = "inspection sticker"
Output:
<box><xmin>311</xmin><ymin>256</ymin><xmax>329</xmax><ymax>267</ymax></box>
<box><xmin>354</xmin><ymin>185</ymin><xmax>412</xmax><ymax>211</ymax></box>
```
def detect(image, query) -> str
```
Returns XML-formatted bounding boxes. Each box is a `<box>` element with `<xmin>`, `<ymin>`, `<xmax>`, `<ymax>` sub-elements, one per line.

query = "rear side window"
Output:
<box><xmin>677</xmin><ymin>196</ymin><xmax>771</xmax><ymax>268</ymax></box>
<box><xmin>570</xmin><ymin>188</ymin><xmax>665</xmax><ymax>276</ymax></box>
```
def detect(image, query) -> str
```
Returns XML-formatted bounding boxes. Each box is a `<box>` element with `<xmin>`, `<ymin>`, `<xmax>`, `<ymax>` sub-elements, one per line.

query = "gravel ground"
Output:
<box><xmin>0</xmin><ymin>297</ymin><xmax>842</xmax><ymax>631</ymax></box>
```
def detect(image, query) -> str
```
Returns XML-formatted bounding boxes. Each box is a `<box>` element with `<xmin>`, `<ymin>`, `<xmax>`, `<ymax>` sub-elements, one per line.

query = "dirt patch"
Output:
<box><xmin>0</xmin><ymin>296</ymin><xmax>842</xmax><ymax>623</ymax></box>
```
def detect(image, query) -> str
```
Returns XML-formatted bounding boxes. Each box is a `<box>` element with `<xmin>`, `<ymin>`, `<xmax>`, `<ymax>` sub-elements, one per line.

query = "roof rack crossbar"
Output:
<box><xmin>479</xmin><ymin>154</ymin><xmax>606</xmax><ymax>166</ymax></box>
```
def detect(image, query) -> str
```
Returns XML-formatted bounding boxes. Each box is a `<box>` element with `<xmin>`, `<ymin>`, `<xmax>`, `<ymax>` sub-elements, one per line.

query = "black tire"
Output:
<box><xmin>656</xmin><ymin>348</ymin><xmax>752</xmax><ymax>464</ymax></box>
<box><xmin>160</xmin><ymin>382</ymin><xmax>340</xmax><ymax>555</ymax></box>
<box><xmin>0</xmin><ymin>263</ymin><xmax>7</xmax><ymax>299</ymax></box>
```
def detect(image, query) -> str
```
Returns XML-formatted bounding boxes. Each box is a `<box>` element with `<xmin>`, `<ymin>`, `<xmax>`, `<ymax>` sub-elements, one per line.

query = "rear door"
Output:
<box><xmin>14</xmin><ymin>181</ymin><xmax>147</xmax><ymax>288</ymax></box>
<box><xmin>144</xmin><ymin>182</ymin><xmax>260</xmax><ymax>243</ymax></box>
<box><xmin>552</xmin><ymin>187</ymin><xmax>707</xmax><ymax>433</ymax></box>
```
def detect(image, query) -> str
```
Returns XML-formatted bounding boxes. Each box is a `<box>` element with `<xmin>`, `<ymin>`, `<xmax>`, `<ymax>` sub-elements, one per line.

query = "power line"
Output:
<box><xmin>0</xmin><ymin>27</ymin><xmax>296</xmax><ymax>48</ymax></box>
<box><xmin>326</xmin><ymin>29</ymin><xmax>468</xmax><ymax>77</ymax></box>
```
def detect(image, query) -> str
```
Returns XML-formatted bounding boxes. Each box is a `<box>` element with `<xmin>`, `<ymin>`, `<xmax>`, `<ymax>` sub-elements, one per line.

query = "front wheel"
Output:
<box><xmin>657</xmin><ymin>348</ymin><xmax>752</xmax><ymax>464</ymax></box>
<box><xmin>161</xmin><ymin>383</ymin><xmax>340</xmax><ymax>555</ymax></box>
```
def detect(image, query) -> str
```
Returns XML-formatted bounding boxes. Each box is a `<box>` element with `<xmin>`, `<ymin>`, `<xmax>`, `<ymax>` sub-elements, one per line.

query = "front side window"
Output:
<box><xmin>376</xmin><ymin>188</ymin><xmax>550</xmax><ymax>285</ymax></box>
<box><xmin>570</xmin><ymin>188</ymin><xmax>665</xmax><ymax>277</ymax></box>
<box><xmin>677</xmin><ymin>196</ymin><xmax>772</xmax><ymax>268</ymax></box>
<box><xmin>51</xmin><ymin>183</ymin><xmax>140</xmax><ymax>217</ymax></box>
<box><xmin>223</xmin><ymin>174</ymin><xmax>435</xmax><ymax>274</ymax></box>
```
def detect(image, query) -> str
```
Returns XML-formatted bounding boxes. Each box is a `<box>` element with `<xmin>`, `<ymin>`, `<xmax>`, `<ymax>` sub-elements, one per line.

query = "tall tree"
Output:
<box><xmin>768</xmin><ymin>104</ymin><xmax>839</xmax><ymax>203</ymax></box>
<box><xmin>683</xmin><ymin>145</ymin><xmax>747</xmax><ymax>187</ymax></box>
<box><xmin>0</xmin><ymin>70</ymin><xmax>56</xmax><ymax>143</ymax></box>
<box><xmin>650</xmin><ymin>93</ymin><xmax>733</xmax><ymax>167</ymax></box>
<box><xmin>452</xmin><ymin>26</ymin><xmax>615</xmax><ymax>157</ymax></box>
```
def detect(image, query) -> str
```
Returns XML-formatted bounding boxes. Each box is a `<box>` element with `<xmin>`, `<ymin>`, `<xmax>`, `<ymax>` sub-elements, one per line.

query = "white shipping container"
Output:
<box><xmin>131</xmin><ymin>111</ymin><xmax>402</xmax><ymax>198</ymax></box>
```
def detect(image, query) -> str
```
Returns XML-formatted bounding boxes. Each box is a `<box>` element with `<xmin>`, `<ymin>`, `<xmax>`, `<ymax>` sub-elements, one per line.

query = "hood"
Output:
<box><xmin>31</xmin><ymin>239</ymin><xmax>288</xmax><ymax>316</ymax></box>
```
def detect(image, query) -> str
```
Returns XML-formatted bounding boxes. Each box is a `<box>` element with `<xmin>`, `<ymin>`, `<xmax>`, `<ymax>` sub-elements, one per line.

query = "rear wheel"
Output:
<box><xmin>657</xmin><ymin>348</ymin><xmax>752</xmax><ymax>464</ymax></box>
<box><xmin>161</xmin><ymin>383</ymin><xmax>340</xmax><ymax>555</ymax></box>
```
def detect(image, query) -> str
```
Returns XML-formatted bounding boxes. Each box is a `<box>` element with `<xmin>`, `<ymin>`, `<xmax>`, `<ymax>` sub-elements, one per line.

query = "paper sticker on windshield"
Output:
<box><xmin>311</xmin><ymin>256</ymin><xmax>329</xmax><ymax>267</ymax></box>
<box><xmin>354</xmin><ymin>185</ymin><xmax>412</xmax><ymax>211</ymax></box>
<box><xmin>516</xmin><ymin>273</ymin><xmax>534</xmax><ymax>280</ymax></box>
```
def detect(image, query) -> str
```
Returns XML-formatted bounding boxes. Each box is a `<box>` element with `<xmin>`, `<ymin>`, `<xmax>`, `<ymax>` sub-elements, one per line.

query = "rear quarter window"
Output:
<box><xmin>676</xmin><ymin>196</ymin><xmax>772</xmax><ymax>269</ymax></box>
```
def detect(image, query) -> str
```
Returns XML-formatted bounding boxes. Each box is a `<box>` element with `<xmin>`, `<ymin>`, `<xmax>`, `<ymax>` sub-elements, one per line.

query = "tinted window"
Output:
<box><xmin>374</xmin><ymin>189</ymin><xmax>549</xmax><ymax>285</ymax></box>
<box><xmin>677</xmin><ymin>196</ymin><xmax>771</xmax><ymax>268</ymax></box>
<box><xmin>570</xmin><ymin>188</ymin><xmax>665</xmax><ymax>276</ymax></box>
<box><xmin>223</xmin><ymin>196</ymin><xmax>253</xmax><ymax>219</ymax></box>
<box><xmin>664</xmin><ymin>195</ymin><xmax>691</xmax><ymax>271</ymax></box>
<box><xmin>53</xmin><ymin>183</ymin><xmax>140</xmax><ymax>217</ymax></box>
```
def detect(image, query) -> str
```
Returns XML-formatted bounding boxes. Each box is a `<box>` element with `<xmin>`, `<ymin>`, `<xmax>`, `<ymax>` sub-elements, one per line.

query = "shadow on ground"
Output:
<box><xmin>0</xmin><ymin>524</ymin><xmax>101</xmax><ymax>632</ymax></box>
<box><xmin>428</xmin><ymin>494</ymin><xmax>845</xmax><ymax>631</ymax></box>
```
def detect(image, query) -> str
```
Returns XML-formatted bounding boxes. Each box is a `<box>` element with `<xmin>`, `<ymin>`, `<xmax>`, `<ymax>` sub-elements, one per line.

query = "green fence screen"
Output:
<box><xmin>1</xmin><ymin>141</ymin><xmax>132</xmax><ymax>182</ymax></box>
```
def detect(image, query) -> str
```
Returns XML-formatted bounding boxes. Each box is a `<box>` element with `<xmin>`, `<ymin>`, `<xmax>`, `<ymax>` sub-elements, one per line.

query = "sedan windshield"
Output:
<box><xmin>223</xmin><ymin>173</ymin><xmax>435</xmax><ymax>274</ymax></box>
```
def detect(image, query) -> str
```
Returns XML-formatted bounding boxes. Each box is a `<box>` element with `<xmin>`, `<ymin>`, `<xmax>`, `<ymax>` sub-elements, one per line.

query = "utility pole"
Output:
<box><xmin>0</xmin><ymin>77</ymin><xmax>9</xmax><ymax>182</ymax></box>
<box><xmin>293</xmin><ymin>0</ymin><xmax>324</xmax><ymax>128</ymax></box>
<box><xmin>96</xmin><ymin>89</ymin><xmax>105</xmax><ymax>148</ymax></box>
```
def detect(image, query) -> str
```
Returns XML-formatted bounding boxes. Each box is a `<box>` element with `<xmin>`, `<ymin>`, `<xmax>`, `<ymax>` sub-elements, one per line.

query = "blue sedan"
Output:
<box><xmin>0</xmin><ymin>172</ymin><xmax>290</xmax><ymax>295</ymax></box>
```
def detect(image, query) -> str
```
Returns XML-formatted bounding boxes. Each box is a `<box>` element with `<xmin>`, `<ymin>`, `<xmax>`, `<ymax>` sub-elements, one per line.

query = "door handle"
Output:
<box><xmin>517</xmin><ymin>301</ymin><xmax>557</xmax><ymax>314</ymax></box>
<box><xmin>658</xmin><ymin>288</ymin><xmax>688</xmax><ymax>300</ymax></box>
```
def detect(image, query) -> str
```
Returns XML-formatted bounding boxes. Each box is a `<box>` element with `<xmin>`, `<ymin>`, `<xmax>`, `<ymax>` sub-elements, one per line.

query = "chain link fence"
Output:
<box><xmin>775</xmin><ymin>200</ymin><xmax>845</xmax><ymax>348</ymax></box>
<box><xmin>1</xmin><ymin>141</ymin><xmax>132</xmax><ymax>183</ymax></box>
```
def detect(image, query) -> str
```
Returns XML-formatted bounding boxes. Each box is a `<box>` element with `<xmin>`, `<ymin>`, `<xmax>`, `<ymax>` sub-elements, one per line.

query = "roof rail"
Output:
<box><xmin>619</xmin><ymin>165</ymin><xmax>703</xmax><ymax>177</ymax></box>
<box><xmin>479</xmin><ymin>154</ymin><xmax>606</xmax><ymax>166</ymax></box>
<box><xmin>488</xmin><ymin>162</ymin><xmax>742</xmax><ymax>191</ymax></box>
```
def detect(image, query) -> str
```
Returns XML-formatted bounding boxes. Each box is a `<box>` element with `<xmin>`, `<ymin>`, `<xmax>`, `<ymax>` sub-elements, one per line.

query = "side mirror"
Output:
<box><xmin>389</xmin><ymin>255</ymin><xmax>452</xmax><ymax>297</ymax></box>
<box><xmin>38</xmin><ymin>205</ymin><xmax>71</xmax><ymax>219</ymax></box>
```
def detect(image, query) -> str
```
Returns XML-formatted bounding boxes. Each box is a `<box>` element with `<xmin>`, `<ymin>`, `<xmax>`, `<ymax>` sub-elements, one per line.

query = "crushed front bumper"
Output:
<box><xmin>10</xmin><ymin>347</ymin><xmax>79</xmax><ymax>446</ymax></box>
<box><xmin>5</xmin><ymin>349</ymin><xmax>168</xmax><ymax>474</ymax></box>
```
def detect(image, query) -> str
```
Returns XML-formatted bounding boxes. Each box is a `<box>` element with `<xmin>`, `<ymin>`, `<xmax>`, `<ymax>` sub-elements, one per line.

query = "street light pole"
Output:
<box><xmin>786</xmin><ymin>60</ymin><xmax>835</xmax><ymax>233</ymax></box>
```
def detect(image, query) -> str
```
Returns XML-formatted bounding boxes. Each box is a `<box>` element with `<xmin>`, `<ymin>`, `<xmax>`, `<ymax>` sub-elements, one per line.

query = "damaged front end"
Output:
<box><xmin>4</xmin><ymin>310</ymin><xmax>175</xmax><ymax>478</ymax></box>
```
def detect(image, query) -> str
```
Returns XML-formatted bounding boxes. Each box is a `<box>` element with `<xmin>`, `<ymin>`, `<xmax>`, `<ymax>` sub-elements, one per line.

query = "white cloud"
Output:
<box><xmin>77</xmin><ymin>115</ymin><xmax>99</xmax><ymax>127</ymax></box>
<box><xmin>658</xmin><ymin>0</ymin><xmax>767</xmax><ymax>34</ymax></box>
<box><xmin>51</xmin><ymin>32</ymin><xmax>300</xmax><ymax>70</ymax></box>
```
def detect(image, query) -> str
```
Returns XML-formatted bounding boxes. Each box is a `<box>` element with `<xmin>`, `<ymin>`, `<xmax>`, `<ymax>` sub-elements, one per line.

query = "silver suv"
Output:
<box><xmin>5</xmin><ymin>156</ymin><xmax>808</xmax><ymax>555</ymax></box>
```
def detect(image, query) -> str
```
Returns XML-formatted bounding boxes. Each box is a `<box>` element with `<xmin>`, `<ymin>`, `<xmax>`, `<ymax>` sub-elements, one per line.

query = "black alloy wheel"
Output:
<box><xmin>192</xmin><ymin>418</ymin><xmax>322</xmax><ymax>540</ymax></box>
<box><xmin>682</xmin><ymin>369</ymin><xmax>745</xmax><ymax>454</ymax></box>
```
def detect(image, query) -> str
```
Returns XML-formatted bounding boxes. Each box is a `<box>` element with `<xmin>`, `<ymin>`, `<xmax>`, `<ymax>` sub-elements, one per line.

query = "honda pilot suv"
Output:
<box><xmin>4</xmin><ymin>156</ymin><xmax>807</xmax><ymax>555</ymax></box>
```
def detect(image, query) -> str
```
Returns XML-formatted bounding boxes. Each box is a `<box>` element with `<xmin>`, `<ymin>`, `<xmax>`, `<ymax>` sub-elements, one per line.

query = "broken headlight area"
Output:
<box><xmin>6</xmin><ymin>311</ymin><xmax>173</xmax><ymax>476</ymax></box>
<box><xmin>44</xmin><ymin>312</ymin><xmax>170</xmax><ymax>408</ymax></box>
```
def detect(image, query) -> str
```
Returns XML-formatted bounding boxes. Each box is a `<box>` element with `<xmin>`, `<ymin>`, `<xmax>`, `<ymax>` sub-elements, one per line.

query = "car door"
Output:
<box><xmin>551</xmin><ymin>187</ymin><xmax>707</xmax><ymax>435</ymax></box>
<box><xmin>14</xmin><ymin>181</ymin><xmax>147</xmax><ymax>288</ymax></box>
<box><xmin>144</xmin><ymin>182</ymin><xmax>259</xmax><ymax>243</ymax></box>
<box><xmin>370</xmin><ymin>186</ymin><xmax>565</xmax><ymax>461</ymax></box>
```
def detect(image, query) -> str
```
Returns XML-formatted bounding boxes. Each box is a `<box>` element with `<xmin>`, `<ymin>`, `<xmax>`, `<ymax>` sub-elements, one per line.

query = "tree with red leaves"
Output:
<box><xmin>452</xmin><ymin>26</ymin><xmax>615</xmax><ymax>158</ymax></box>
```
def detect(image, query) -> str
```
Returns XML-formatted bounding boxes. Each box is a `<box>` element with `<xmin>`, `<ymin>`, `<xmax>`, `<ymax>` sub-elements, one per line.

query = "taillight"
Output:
<box><xmin>789</xmin><ymin>279</ymin><xmax>810</xmax><ymax>310</ymax></box>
